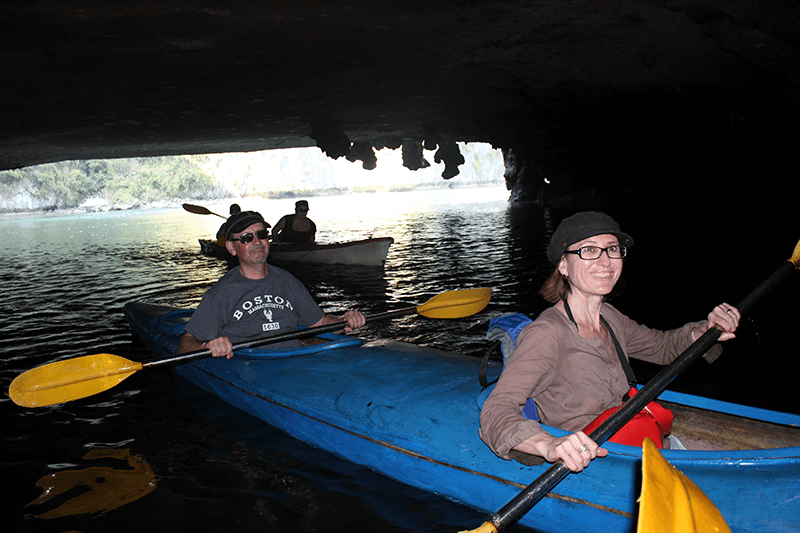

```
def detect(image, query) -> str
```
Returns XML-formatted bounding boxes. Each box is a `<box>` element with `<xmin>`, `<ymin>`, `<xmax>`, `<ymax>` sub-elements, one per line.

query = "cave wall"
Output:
<box><xmin>1</xmin><ymin>1</ymin><xmax>798</xmax><ymax>209</ymax></box>
<box><xmin>503</xmin><ymin>86</ymin><xmax>798</xmax><ymax>209</ymax></box>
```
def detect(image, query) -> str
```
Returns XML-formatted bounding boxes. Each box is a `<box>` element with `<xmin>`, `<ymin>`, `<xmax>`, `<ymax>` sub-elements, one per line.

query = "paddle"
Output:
<box><xmin>9</xmin><ymin>288</ymin><xmax>492</xmax><ymax>408</ymax></box>
<box><xmin>182</xmin><ymin>203</ymin><xmax>227</xmax><ymax>219</ymax></box>
<box><xmin>463</xmin><ymin>239</ymin><xmax>800</xmax><ymax>533</ymax></box>
<box><xmin>637</xmin><ymin>438</ymin><xmax>731</xmax><ymax>533</ymax></box>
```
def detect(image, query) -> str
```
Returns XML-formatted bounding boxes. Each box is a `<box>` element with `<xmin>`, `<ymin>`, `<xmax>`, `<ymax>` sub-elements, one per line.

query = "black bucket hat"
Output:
<box><xmin>225</xmin><ymin>211</ymin><xmax>269</xmax><ymax>239</ymax></box>
<box><xmin>547</xmin><ymin>211</ymin><xmax>633</xmax><ymax>263</ymax></box>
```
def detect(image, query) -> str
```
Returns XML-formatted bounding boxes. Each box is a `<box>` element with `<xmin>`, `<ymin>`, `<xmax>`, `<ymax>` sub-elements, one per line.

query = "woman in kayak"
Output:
<box><xmin>272</xmin><ymin>200</ymin><xmax>317</xmax><ymax>243</ymax></box>
<box><xmin>479</xmin><ymin>211</ymin><xmax>741</xmax><ymax>472</ymax></box>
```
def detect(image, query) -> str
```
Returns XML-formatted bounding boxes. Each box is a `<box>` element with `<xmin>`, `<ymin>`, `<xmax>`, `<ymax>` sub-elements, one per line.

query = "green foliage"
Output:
<box><xmin>0</xmin><ymin>156</ymin><xmax>217</xmax><ymax>208</ymax></box>
<box><xmin>0</xmin><ymin>168</ymin><xmax>26</xmax><ymax>194</ymax></box>
<box><xmin>35</xmin><ymin>162</ymin><xmax>100</xmax><ymax>205</ymax></box>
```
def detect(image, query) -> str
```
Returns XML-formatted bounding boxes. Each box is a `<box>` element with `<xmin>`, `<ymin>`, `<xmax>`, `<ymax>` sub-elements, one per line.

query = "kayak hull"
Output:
<box><xmin>123</xmin><ymin>302</ymin><xmax>800</xmax><ymax>533</ymax></box>
<box><xmin>199</xmin><ymin>237</ymin><xmax>393</xmax><ymax>266</ymax></box>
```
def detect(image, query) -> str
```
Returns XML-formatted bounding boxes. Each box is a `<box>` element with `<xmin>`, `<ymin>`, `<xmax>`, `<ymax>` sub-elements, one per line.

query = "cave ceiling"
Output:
<box><xmin>1</xmin><ymin>1</ymin><xmax>798</xmax><ymax>204</ymax></box>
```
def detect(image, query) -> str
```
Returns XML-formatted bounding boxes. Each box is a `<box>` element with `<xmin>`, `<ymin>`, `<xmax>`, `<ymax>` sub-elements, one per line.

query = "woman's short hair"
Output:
<box><xmin>539</xmin><ymin>266</ymin><xmax>570</xmax><ymax>303</ymax></box>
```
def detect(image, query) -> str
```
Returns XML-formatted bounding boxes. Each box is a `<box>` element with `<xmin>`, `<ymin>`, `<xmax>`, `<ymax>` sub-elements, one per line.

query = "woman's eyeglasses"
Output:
<box><xmin>564</xmin><ymin>245</ymin><xmax>627</xmax><ymax>260</ymax></box>
<box><xmin>230</xmin><ymin>229</ymin><xmax>269</xmax><ymax>244</ymax></box>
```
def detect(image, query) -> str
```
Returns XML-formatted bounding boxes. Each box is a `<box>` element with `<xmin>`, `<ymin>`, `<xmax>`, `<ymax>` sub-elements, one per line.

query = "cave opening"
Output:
<box><xmin>0</xmin><ymin>143</ymin><xmax>507</xmax><ymax>214</ymax></box>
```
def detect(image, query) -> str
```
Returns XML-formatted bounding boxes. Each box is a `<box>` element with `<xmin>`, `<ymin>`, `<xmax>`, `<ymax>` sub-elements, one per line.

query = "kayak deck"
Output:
<box><xmin>667</xmin><ymin>401</ymin><xmax>800</xmax><ymax>451</ymax></box>
<box><xmin>123</xmin><ymin>302</ymin><xmax>800</xmax><ymax>533</ymax></box>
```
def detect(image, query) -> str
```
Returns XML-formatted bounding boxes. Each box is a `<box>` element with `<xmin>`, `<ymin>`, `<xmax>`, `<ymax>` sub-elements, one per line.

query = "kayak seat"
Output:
<box><xmin>478</xmin><ymin>312</ymin><xmax>540</xmax><ymax>421</ymax></box>
<box><xmin>486</xmin><ymin>313</ymin><xmax>534</xmax><ymax>366</ymax></box>
<box><xmin>153</xmin><ymin>309</ymin><xmax>193</xmax><ymax>336</ymax></box>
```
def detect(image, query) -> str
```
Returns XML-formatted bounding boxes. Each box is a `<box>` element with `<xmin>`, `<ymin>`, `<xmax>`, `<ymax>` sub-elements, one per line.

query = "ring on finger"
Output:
<box><xmin>578</xmin><ymin>445</ymin><xmax>588</xmax><ymax>453</ymax></box>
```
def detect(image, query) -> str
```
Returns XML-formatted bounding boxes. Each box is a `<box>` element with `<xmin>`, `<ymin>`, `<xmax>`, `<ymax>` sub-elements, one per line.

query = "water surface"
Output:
<box><xmin>2</xmin><ymin>187</ymin><xmax>795</xmax><ymax>532</ymax></box>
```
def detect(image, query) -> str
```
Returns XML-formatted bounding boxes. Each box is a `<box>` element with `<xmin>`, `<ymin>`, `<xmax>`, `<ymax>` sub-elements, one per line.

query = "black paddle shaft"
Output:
<box><xmin>488</xmin><ymin>258</ymin><xmax>797</xmax><ymax>531</ymax></box>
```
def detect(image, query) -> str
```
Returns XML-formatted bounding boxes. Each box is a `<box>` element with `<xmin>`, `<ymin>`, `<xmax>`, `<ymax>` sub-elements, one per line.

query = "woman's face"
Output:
<box><xmin>557</xmin><ymin>233</ymin><xmax>623</xmax><ymax>300</ymax></box>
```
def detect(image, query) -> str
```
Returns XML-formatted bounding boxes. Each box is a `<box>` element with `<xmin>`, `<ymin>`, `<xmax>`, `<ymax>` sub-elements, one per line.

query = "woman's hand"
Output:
<box><xmin>518</xmin><ymin>431</ymin><xmax>608</xmax><ymax>472</ymax></box>
<box><xmin>694</xmin><ymin>303</ymin><xmax>741</xmax><ymax>342</ymax></box>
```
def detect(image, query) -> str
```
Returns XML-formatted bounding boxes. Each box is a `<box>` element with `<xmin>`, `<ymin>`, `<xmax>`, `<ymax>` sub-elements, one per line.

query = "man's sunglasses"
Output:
<box><xmin>229</xmin><ymin>229</ymin><xmax>269</xmax><ymax>244</ymax></box>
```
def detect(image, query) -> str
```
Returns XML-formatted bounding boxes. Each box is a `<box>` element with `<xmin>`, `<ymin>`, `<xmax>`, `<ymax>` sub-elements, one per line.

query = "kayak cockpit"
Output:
<box><xmin>147</xmin><ymin>307</ymin><xmax>362</xmax><ymax>360</ymax></box>
<box><xmin>666</xmin><ymin>401</ymin><xmax>800</xmax><ymax>451</ymax></box>
<box><xmin>477</xmin><ymin>382</ymin><xmax>800</xmax><ymax>452</ymax></box>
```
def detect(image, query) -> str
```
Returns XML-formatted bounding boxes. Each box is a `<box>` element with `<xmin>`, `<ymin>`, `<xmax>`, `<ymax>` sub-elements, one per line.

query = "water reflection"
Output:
<box><xmin>26</xmin><ymin>449</ymin><xmax>157</xmax><ymax>520</ymax></box>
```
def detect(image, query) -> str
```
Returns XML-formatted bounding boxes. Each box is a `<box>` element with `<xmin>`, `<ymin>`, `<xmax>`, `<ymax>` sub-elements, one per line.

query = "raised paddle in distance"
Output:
<box><xmin>462</xmin><ymin>239</ymin><xmax>800</xmax><ymax>533</ymax></box>
<box><xmin>182</xmin><ymin>203</ymin><xmax>227</xmax><ymax>219</ymax></box>
<box><xmin>9</xmin><ymin>288</ymin><xmax>492</xmax><ymax>408</ymax></box>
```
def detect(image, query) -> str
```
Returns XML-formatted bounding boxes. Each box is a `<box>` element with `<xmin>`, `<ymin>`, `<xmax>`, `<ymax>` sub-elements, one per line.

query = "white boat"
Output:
<box><xmin>270</xmin><ymin>237</ymin><xmax>393</xmax><ymax>266</ymax></box>
<box><xmin>199</xmin><ymin>236</ymin><xmax>393</xmax><ymax>266</ymax></box>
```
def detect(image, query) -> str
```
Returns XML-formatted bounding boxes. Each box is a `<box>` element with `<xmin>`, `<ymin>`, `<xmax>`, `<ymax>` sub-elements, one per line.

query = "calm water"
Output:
<box><xmin>1</xmin><ymin>188</ymin><xmax>796</xmax><ymax>532</ymax></box>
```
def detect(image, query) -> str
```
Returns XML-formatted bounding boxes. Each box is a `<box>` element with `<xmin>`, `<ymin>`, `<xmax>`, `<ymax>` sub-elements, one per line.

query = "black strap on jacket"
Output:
<box><xmin>479</xmin><ymin>340</ymin><xmax>501</xmax><ymax>388</ymax></box>
<box><xmin>563</xmin><ymin>299</ymin><xmax>637</xmax><ymax>389</ymax></box>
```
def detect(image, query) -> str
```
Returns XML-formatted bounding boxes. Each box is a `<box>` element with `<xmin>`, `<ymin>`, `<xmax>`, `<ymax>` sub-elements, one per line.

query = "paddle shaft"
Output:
<box><xmin>484</xmin><ymin>256</ymin><xmax>798</xmax><ymax>532</ymax></box>
<box><xmin>142</xmin><ymin>306</ymin><xmax>417</xmax><ymax>369</ymax></box>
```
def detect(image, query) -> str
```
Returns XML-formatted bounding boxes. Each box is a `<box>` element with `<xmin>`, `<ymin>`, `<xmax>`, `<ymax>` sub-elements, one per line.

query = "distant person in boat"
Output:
<box><xmin>479</xmin><ymin>211</ymin><xmax>741</xmax><ymax>472</ymax></box>
<box><xmin>179</xmin><ymin>210</ymin><xmax>365</xmax><ymax>358</ymax></box>
<box><xmin>215</xmin><ymin>203</ymin><xmax>243</xmax><ymax>242</ymax></box>
<box><xmin>272</xmin><ymin>200</ymin><xmax>317</xmax><ymax>243</ymax></box>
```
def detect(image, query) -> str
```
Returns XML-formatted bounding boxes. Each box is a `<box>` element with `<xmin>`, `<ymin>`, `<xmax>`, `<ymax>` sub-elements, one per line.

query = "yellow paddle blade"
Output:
<box><xmin>637</xmin><ymin>438</ymin><xmax>731</xmax><ymax>533</ymax></box>
<box><xmin>459</xmin><ymin>522</ymin><xmax>498</xmax><ymax>533</ymax></box>
<box><xmin>9</xmin><ymin>354</ymin><xmax>143</xmax><ymax>408</ymax></box>
<box><xmin>791</xmin><ymin>238</ymin><xmax>800</xmax><ymax>267</ymax></box>
<box><xmin>416</xmin><ymin>287</ymin><xmax>492</xmax><ymax>319</ymax></box>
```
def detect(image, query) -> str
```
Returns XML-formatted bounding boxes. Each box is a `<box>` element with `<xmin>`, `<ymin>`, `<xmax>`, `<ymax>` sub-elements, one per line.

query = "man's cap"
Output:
<box><xmin>295</xmin><ymin>200</ymin><xmax>309</xmax><ymax>209</ymax></box>
<box><xmin>225</xmin><ymin>211</ymin><xmax>270</xmax><ymax>239</ymax></box>
<box><xmin>547</xmin><ymin>211</ymin><xmax>633</xmax><ymax>263</ymax></box>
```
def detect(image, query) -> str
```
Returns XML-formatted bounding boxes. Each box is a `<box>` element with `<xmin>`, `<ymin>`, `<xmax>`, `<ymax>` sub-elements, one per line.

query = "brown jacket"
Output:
<box><xmin>479</xmin><ymin>303</ymin><xmax>718</xmax><ymax>459</ymax></box>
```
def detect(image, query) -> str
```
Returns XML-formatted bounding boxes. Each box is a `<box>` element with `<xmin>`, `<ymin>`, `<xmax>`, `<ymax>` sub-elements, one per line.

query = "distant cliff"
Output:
<box><xmin>0</xmin><ymin>144</ymin><xmax>504</xmax><ymax>214</ymax></box>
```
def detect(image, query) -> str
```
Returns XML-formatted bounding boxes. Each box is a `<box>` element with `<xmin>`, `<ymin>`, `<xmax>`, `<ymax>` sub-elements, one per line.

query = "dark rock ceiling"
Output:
<box><xmin>1</xmin><ymin>1</ymin><xmax>798</xmax><ymax>207</ymax></box>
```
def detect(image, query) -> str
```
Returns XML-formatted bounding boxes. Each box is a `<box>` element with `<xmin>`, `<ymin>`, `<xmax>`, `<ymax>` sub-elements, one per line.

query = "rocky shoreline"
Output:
<box><xmin>1</xmin><ymin>180</ymin><xmax>509</xmax><ymax>219</ymax></box>
<box><xmin>0</xmin><ymin>198</ymin><xmax>194</xmax><ymax>219</ymax></box>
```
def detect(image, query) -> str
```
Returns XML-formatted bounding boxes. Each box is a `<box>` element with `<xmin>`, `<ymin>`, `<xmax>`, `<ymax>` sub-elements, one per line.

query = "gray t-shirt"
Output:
<box><xmin>185</xmin><ymin>264</ymin><xmax>324</xmax><ymax>348</ymax></box>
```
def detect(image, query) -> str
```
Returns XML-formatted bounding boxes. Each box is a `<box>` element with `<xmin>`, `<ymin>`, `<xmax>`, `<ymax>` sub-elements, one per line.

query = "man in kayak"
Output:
<box><xmin>178</xmin><ymin>210</ymin><xmax>365</xmax><ymax>358</ymax></box>
<box><xmin>479</xmin><ymin>211</ymin><xmax>740</xmax><ymax>472</ymax></box>
<box><xmin>214</xmin><ymin>203</ymin><xmax>245</xmax><ymax>243</ymax></box>
<box><xmin>272</xmin><ymin>200</ymin><xmax>317</xmax><ymax>243</ymax></box>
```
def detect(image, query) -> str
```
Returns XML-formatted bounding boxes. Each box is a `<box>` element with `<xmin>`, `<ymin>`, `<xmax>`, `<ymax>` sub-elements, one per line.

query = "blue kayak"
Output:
<box><xmin>123</xmin><ymin>302</ymin><xmax>800</xmax><ymax>533</ymax></box>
